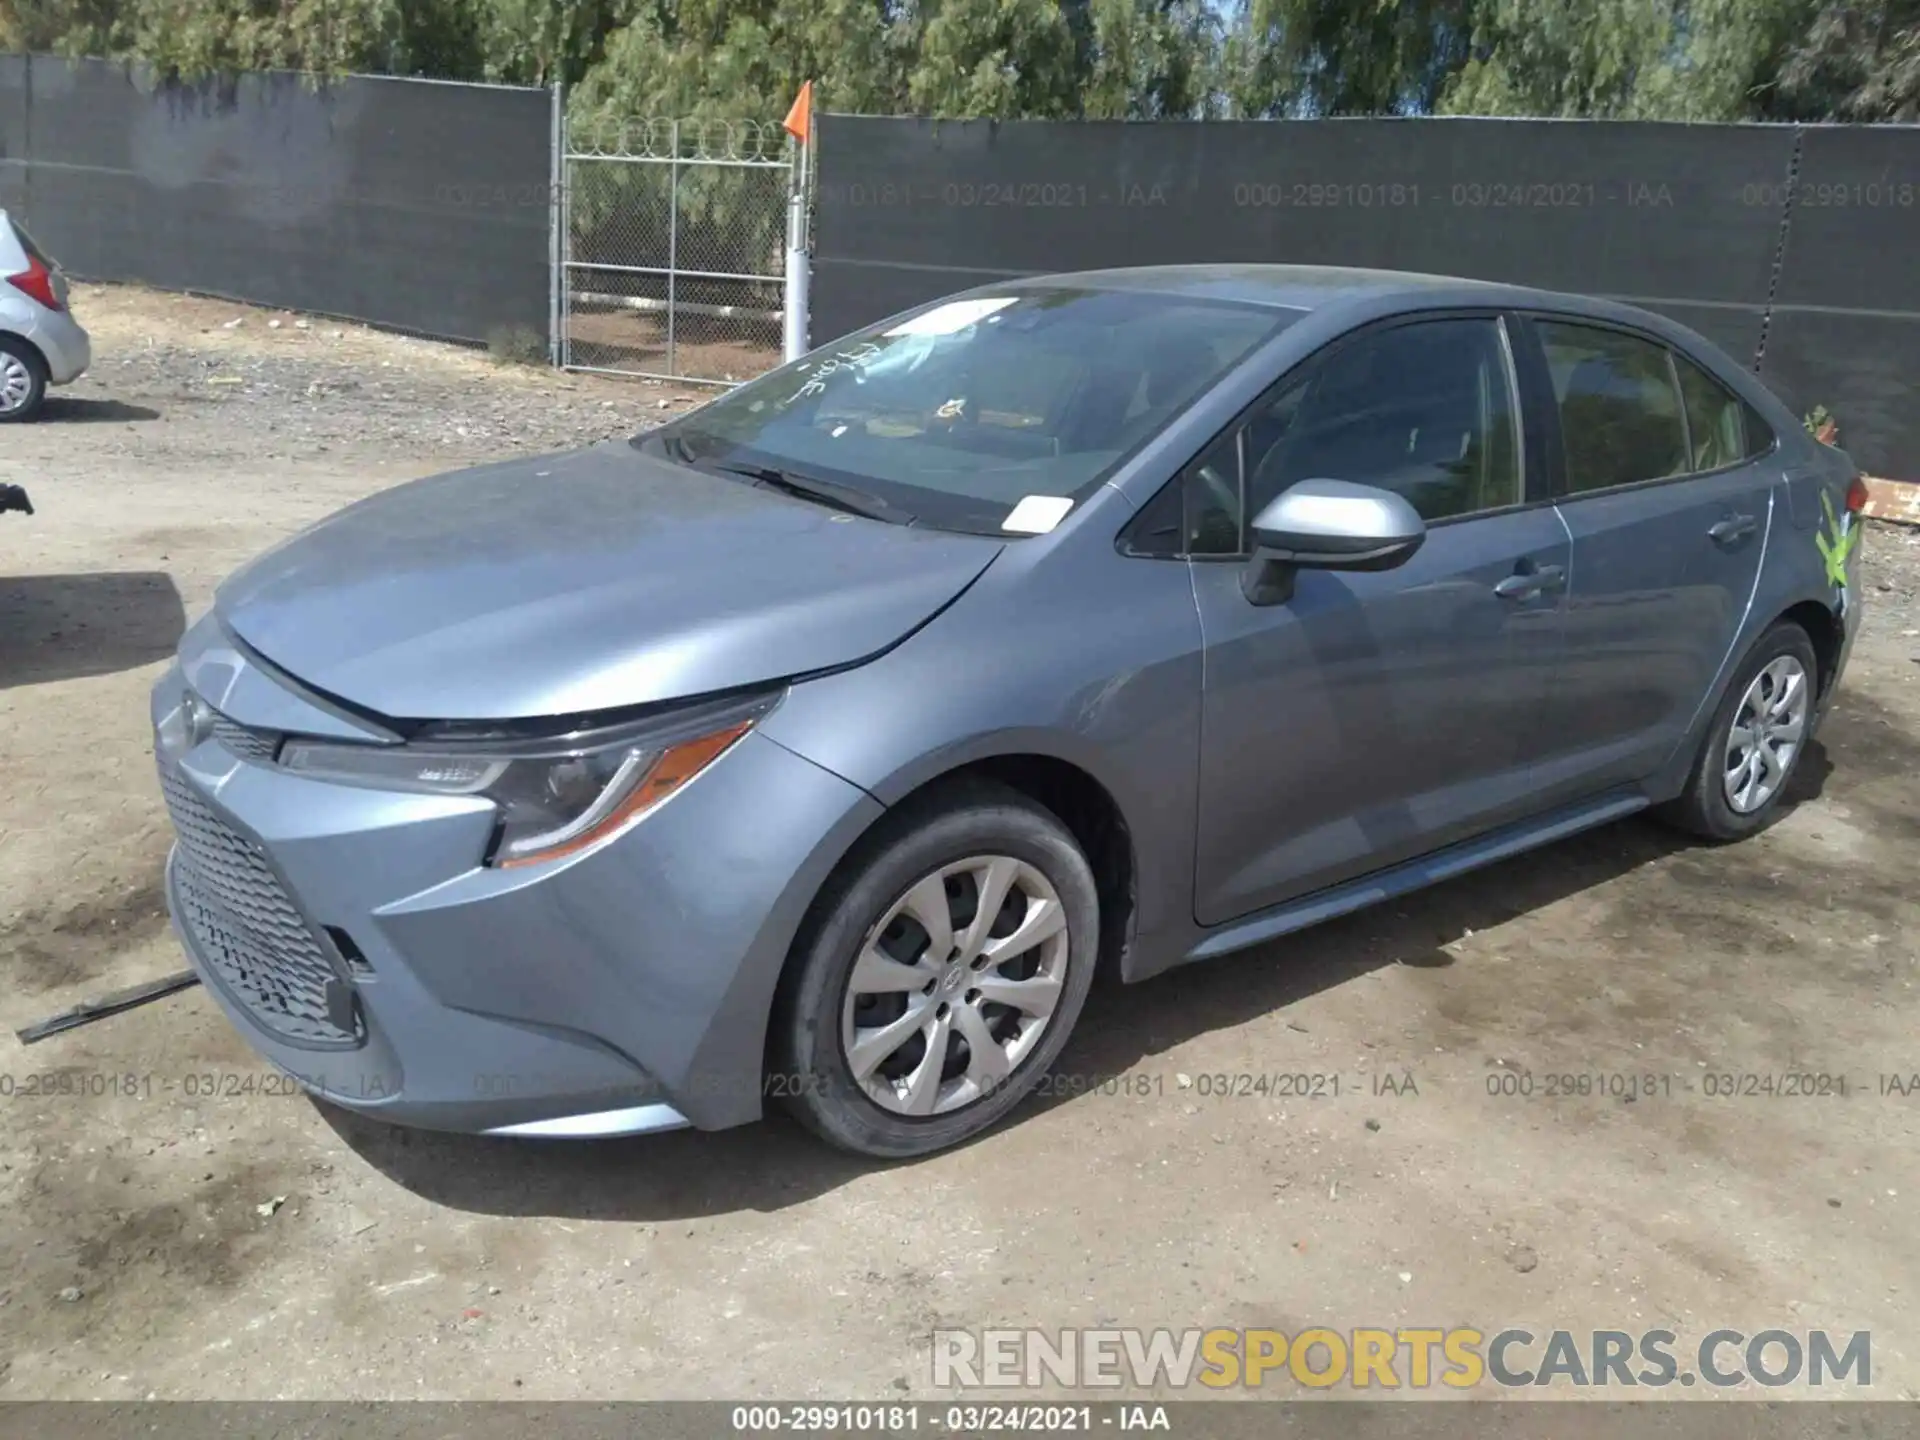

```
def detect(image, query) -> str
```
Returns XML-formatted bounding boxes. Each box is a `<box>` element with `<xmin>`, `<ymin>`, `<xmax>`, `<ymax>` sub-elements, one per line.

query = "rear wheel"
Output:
<box><xmin>773</xmin><ymin>781</ymin><xmax>1099</xmax><ymax>1158</ymax></box>
<box><xmin>0</xmin><ymin>336</ymin><xmax>47</xmax><ymax>422</ymax></box>
<box><xmin>1659</xmin><ymin>621</ymin><xmax>1819</xmax><ymax>841</ymax></box>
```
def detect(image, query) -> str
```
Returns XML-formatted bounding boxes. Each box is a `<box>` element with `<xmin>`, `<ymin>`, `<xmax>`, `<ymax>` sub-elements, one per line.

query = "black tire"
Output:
<box><xmin>1658</xmin><ymin>621</ymin><xmax>1820</xmax><ymax>842</ymax></box>
<box><xmin>0</xmin><ymin>335</ymin><xmax>47</xmax><ymax>423</ymax></box>
<box><xmin>772</xmin><ymin>779</ymin><xmax>1100</xmax><ymax>1159</ymax></box>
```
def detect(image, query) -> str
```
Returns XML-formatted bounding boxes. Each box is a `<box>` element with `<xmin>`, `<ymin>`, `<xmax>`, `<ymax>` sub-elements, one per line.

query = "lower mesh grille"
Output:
<box><xmin>159</xmin><ymin>762</ymin><xmax>358</xmax><ymax>1046</ymax></box>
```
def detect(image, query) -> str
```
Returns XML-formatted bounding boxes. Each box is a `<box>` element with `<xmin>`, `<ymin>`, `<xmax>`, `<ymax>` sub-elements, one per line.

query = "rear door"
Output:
<box><xmin>1176</xmin><ymin>313</ymin><xmax>1571</xmax><ymax>926</ymax></box>
<box><xmin>1518</xmin><ymin>315</ymin><xmax>1780</xmax><ymax>799</ymax></box>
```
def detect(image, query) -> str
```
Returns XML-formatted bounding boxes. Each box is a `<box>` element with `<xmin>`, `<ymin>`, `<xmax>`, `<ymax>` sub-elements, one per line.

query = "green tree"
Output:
<box><xmin>109</xmin><ymin>0</ymin><xmax>405</xmax><ymax>78</ymax></box>
<box><xmin>1438</xmin><ymin>0</ymin><xmax>1811</xmax><ymax>119</ymax></box>
<box><xmin>1768</xmin><ymin>0</ymin><xmax>1920</xmax><ymax>119</ymax></box>
<box><xmin>475</xmin><ymin>0</ymin><xmax>637</xmax><ymax>85</ymax></box>
<box><xmin>904</xmin><ymin>0</ymin><xmax>1082</xmax><ymax>118</ymax></box>
<box><xmin>7</xmin><ymin>0</ymin><xmax>1910</xmax><ymax>127</ymax></box>
<box><xmin>569</xmin><ymin>0</ymin><xmax>903</xmax><ymax>124</ymax></box>
<box><xmin>1217</xmin><ymin>0</ymin><xmax>1476</xmax><ymax>117</ymax></box>
<box><xmin>1078</xmin><ymin>0</ymin><xmax>1220</xmax><ymax>119</ymax></box>
<box><xmin>1</xmin><ymin>0</ymin><xmax>129</xmax><ymax>54</ymax></box>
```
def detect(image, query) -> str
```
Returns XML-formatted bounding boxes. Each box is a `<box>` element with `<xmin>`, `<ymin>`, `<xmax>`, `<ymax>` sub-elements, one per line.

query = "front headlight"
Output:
<box><xmin>278</xmin><ymin>692</ymin><xmax>777</xmax><ymax>868</ymax></box>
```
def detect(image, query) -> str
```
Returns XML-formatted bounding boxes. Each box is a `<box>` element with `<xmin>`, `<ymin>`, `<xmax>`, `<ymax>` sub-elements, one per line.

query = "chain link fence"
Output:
<box><xmin>561</xmin><ymin>116</ymin><xmax>795</xmax><ymax>385</ymax></box>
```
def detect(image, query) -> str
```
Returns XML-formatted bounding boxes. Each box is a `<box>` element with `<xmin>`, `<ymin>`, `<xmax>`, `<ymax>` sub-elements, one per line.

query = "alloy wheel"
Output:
<box><xmin>840</xmin><ymin>854</ymin><xmax>1070</xmax><ymax>1118</ymax></box>
<box><xmin>1723</xmin><ymin>655</ymin><xmax>1810</xmax><ymax>814</ymax></box>
<box><xmin>0</xmin><ymin>352</ymin><xmax>32</xmax><ymax>414</ymax></box>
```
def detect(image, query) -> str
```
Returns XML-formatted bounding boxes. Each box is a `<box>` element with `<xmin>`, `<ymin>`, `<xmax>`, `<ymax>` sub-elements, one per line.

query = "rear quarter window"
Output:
<box><xmin>1741</xmin><ymin>399</ymin><xmax>1778</xmax><ymax>459</ymax></box>
<box><xmin>1673</xmin><ymin>351</ymin><xmax>1781</xmax><ymax>470</ymax></box>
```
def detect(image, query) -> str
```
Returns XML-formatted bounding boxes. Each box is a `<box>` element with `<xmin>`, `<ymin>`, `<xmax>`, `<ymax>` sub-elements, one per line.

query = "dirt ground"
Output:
<box><xmin>565</xmin><ymin>300</ymin><xmax>782</xmax><ymax>385</ymax></box>
<box><xmin>2</xmin><ymin>283</ymin><xmax>1918</xmax><ymax>1404</ymax></box>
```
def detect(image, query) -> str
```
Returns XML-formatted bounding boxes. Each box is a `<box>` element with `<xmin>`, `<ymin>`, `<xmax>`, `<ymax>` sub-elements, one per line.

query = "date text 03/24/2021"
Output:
<box><xmin>730</xmin><ymin>1405</ymin><xmax>1167</xmax><ymax>1433</ymax></box>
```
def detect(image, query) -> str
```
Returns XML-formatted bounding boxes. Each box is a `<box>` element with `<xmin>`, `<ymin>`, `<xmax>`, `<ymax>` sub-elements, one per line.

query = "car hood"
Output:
<box><xmin>215</xmin><ymin>440</ymin><xmax>1003</xmax><ymax>722</ymax></box>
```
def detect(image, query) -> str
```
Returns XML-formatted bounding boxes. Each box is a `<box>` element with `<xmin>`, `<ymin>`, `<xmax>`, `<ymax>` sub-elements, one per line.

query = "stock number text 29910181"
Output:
<box><xmin>730</xmin><ymin>1405</ymin><xmax>1107</xmax><ymax>1432</ymax></box>
<box><xmin>1484</xmin><ymin>1070</ymin><xmax>1856</xmax><ymax>1100</ymax></box>
<box><xmin>820</xmin><ymin>181</ymin><xmax>1172</xmax><ymax>209</ymax></box>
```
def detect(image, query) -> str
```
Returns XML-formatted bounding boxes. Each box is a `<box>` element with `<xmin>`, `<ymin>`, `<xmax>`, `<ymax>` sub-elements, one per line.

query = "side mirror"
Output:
<box><xmin>1242</xmin><ymin>479</ymin><xmax>1426</xmax><ymax>606</ymax></box>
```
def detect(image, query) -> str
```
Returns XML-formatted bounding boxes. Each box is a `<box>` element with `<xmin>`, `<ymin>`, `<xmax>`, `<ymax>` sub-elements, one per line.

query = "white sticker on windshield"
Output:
<box><xmin>884</xmin><ymin>297</ymin><xmax>1018</xmax><ymax>338</ymax></box>
<box><xmin>1002</xmin><ymin>495</ymin><xmax>1074</xmax><ymax>534</ymax></box>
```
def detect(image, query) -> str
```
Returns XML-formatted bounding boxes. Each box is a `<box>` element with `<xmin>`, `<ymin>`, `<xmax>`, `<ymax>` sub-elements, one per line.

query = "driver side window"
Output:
<box><xmin>1244</xmin><ymin>317</ymin><xmax>1523</xmax><ymax>526</ymax></box>
<box><xmin>1132</xmin><ymin>316</ymin><xmax>1525</xmax><ymax>559</ymax></box>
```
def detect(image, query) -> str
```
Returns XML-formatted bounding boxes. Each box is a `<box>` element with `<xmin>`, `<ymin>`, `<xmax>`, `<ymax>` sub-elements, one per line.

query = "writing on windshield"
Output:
<box><xmin>786</xmin><ymin>342</ymin><xmax>884</xmax><ymax>404</ymax></box>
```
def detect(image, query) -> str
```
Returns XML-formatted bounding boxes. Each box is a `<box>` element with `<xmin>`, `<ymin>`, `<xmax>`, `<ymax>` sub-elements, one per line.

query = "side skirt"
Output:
<box><xmin>1183</xmin><ymin>790</ymin><xmax>1650</xmax><ymax>965</ymax></box>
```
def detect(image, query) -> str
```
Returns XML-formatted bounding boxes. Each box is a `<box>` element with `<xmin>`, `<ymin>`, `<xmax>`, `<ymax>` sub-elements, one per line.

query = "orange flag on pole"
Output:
<box><xmin>783</xmin><ymin>81</ymin><xmax>814</xmax><ymax>144</ymax></box>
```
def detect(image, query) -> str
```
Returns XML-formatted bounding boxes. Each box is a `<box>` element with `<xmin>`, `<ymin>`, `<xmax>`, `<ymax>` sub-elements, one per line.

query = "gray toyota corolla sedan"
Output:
<box><xmin>152</xmin><ymin>265</ymin><xmax>1864</xmax><ymax>1157</ymax></box>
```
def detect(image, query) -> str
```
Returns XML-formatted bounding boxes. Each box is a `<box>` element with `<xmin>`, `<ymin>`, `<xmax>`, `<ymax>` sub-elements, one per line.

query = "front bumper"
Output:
<box><xmin>151</xmin><ymin>640</ymin><xmax>883</xmax><ymax>1137</ymax></box>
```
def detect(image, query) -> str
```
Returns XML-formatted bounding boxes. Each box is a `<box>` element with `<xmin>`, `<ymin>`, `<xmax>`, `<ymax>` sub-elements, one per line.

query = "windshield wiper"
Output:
<box><xmin>651</xmin><ymin>432</ymin><xmax>911</xmax><ymax>525</ymax></box>
<box><xmin>708</xmin><ymin>462</ymin><xmax>907</xmax><ymax>525</ymax></box>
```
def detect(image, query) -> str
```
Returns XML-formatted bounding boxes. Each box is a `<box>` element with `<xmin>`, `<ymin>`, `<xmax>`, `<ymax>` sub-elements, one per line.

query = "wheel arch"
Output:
<box><xmin>1774</xmin><ymin>597</ymin><xmax>1846</xmax><ymax>703</ymax></box>
<box><xmin>763</xmin><ymin>743</ymin><xmax>1142</xmax><ymax>1088</ymax></box>
<box><xmin>1650</xmin><ymin>593</ymin><xmax>1842</xmax><ymax>802</ymax></box>
<box><xmin>0</xmin><ymin>328</ymin><xmax>47</xmax><ymax>370</ymax></box>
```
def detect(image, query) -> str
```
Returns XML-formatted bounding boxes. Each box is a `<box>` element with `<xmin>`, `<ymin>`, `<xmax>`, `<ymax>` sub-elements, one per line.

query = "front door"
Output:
<box><xmin>1190</xmin><ymin>314</ymin><xmax>1568</xmax><ymax>928</ymax></box>
<box><xmin>1518</xmin><ymin>317</ymin><xmax>1777</xmax><ymax>800</ymax></box>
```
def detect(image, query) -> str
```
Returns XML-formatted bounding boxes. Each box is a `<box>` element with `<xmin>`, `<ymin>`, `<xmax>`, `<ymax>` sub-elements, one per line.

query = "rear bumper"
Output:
<box><xmin>29</xmin><ymin>308</ymin><xmax>89</xmax><ymax>385</ymax></box>
<box><xmin>1819</xmin><ymin>585</ymin><xmax>1862</xmax><ymax>723</ymax></box>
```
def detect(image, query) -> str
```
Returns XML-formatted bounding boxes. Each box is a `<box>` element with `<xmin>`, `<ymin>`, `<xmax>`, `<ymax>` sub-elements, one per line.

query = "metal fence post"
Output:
<box><xmin>548</xmin><ymin>81</ymin><xmax>565</xmax><ymax>368</ymax></box>
<box><xmin>783</xmin><ymin>134</ymin><xmax>809</xmax><ymax>363</ymax></box>
<box><xmin>666</xmin><ymin>119</ymin><xmax>680</xmax><ymax>376</ymax></box>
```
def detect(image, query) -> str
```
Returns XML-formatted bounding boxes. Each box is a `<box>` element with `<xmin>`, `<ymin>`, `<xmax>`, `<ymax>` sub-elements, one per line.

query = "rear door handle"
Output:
<box><xmin>1708</xmin><ymin>513</ymin><xmax>1758</xmax><ymax>544</ymax></box>
<box><xmin>1494</xmin><ymin>563</ymin><xmax>1565</xmax><ymax>600</ymax></box>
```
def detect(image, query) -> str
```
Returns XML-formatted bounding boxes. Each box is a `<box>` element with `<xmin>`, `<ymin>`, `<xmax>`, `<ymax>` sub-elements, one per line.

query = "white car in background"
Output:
<box><xmin>0</xmin><ymin>209</ymin><xmax>91</xmax><ymax>422</ymax></box>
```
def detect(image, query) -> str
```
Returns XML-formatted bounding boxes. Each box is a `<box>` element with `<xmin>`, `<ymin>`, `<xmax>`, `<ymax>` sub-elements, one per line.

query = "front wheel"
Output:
<box><xmin>772</xmin><ymin>781</ymin><xmax>1100</xmax><ymax>1158</ymax></box>
<box><xmin>1659</xmin><ymin>621</ymin><xmax>1820</xmax><ymax>841</ymax></box>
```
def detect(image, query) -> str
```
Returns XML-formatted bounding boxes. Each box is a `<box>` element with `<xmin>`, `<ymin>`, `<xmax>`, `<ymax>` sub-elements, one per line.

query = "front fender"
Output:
<box><xmin>758</xmin><ymin>546</ymin><xmax>1205</xmax><ymax>949</ymax></box>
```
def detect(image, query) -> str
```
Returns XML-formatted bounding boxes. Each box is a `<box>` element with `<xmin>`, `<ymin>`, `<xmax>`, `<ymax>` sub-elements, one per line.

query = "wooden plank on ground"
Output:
<box><xmin>1862</xmin><ymin>477</ymin><xmax>1920</xmax><ymax>526</ymax></box>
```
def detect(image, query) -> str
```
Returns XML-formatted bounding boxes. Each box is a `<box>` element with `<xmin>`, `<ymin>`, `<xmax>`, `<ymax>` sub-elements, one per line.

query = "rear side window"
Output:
<box><xmin>1538</xmin><ymin>321</ymin><xmax>1689</xmax><ymax>494</ymax></box>
<box><xmin>1674</xmin><ymin>352</ymin><xmax>1779</xmax><ymax>470</ymax></box>
<box><xmin>1674</xmin><ymin>354</ymin><xmax>1747</xmax><ymax>471</ymax></box>
<box><xmin>1741</xmin><ymin>398</ymin><xmax>1777</xmax><ymax>458</ymax></box>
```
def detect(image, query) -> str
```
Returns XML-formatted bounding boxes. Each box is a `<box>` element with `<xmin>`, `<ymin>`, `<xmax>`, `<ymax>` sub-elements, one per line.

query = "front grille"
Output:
<box><xmin>159</xmin><ymin>763</ymin><xmax>359</xmax><ymax>1046</ymax></box>
<box><xmin>209</xmin><ymin>713</ymin><xmax>282</xmax><ymax>763</ymax></box>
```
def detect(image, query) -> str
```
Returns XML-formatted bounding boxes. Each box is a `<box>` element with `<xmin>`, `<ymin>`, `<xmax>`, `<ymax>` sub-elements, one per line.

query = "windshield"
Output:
<box><xmin>640</xmin><ymin>286</ymin><xmax>1293</xmax><ymax>534</ymax></box>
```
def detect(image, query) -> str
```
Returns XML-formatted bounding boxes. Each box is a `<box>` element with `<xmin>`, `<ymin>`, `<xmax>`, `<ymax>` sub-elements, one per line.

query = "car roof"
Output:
<box><xmin>1004</xmin><ymin>263</ymin><xmax>1587</xmax><ymax>316</ymax></box>
<box><xmin>992</xmin><ymin>262</ymin><xmax>1747</xmax><ymax>372</ymax></box>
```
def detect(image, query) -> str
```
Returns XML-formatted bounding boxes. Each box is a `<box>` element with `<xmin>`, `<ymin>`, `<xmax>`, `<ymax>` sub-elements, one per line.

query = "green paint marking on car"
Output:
<box><xmin>1816</xmin><ymin>487</ymin><xmax>1859</xmax><ymax>596</ymax></box>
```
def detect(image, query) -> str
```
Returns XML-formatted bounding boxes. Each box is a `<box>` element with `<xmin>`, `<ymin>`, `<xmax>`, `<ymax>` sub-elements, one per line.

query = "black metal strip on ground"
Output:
<box><xmin>15</xmin><ymin>970</ymin><xmax>201</xmax><ymax>1045</ymax></box>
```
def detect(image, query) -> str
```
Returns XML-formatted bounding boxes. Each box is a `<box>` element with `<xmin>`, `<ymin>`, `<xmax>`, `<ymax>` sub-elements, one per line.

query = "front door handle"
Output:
<box><xmin>1494</xmin><ymin>563</ymin><xmax>1566</xmax><ymax>600</ymax></box>
<box><xmin>1708</xmin><ymin>513</ymin><xmax>1758</xmax><ymax>545</ymax></box>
